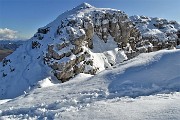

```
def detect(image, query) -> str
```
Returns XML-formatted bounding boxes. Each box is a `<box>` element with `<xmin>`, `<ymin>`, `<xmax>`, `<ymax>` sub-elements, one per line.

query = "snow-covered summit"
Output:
<box><xmin>0</xmin><ymin>3</ymin><xmax>180</xmax><ymax>100</ymax></box>
<box><xmin>74</xmin><ymin>2</ymin><xmax>95</xmax><ymax>9</ymax></box>
<box><xmin>0</xmin><ymin>3</ymin><xmax>139</xmax><ymax>99</ymax></box>
<box><xmin>32</xmin><ymin>3</ymin><xmax>140</xmax><ymax>82</ymax></box>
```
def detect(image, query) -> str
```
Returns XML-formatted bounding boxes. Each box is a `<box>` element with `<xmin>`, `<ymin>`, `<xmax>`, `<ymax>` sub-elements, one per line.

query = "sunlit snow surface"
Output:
<box><xmin>0</xmin><ymin>49</ymin><xmax>180</xmax><ymax>119</ymax></box>
<box><xmin>0</xmin><ymin>3</ymin><xmax>180</xmax><ymax>119</ymax></box>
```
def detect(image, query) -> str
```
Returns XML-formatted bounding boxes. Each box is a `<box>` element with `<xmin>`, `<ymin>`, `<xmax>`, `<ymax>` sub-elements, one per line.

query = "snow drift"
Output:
<box><xmin>0</xmin><ymin>49</ymin><xmax>180</xmax><ymax>119</ymax></box>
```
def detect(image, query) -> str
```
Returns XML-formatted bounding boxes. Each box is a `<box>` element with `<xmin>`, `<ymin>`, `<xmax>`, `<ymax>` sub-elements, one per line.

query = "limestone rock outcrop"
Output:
<box><xmin>5</xmin><ymin>3</ymin><xmax>178</xmax><ymax>83</ymax></box>
<box><xmin>31</xmin><ymin>3</ymin><xmax>179</xmax><ymax>82</ymax></box>
<box><xmin>38</xmin><ymin>4</ymin><xmax>142</xmax><ymax>82</ymax></box>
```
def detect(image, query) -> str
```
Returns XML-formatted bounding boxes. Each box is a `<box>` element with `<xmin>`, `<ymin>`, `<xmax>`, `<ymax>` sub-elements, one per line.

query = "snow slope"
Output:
<box><xmin>0</xmin><ymin>40</ymin><xmax>54</xmax><ymax>99</ymax></box>
<box><xmin>0</xmin><ymin>49</ymin><xmax>180</xmax><ymax>119</ymax></box>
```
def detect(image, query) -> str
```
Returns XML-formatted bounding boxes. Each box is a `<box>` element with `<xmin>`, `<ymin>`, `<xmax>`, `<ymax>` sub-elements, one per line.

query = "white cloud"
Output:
<box><xmin>0</xmin><ymin>28</ymin><xmax>18</xmax><ymax>40</ymax></box>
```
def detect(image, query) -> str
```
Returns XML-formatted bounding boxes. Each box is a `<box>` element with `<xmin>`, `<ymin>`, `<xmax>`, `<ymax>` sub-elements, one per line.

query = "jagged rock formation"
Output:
<box><xmin>130</xmin><ymin>15</ymin><xmax>180</xmax><ymax>52</ymax></box>
<box><xmin>33</xmin><ymin>3</ymin><xmax>141</xmax><ymax>82</ymax></box>
<box><xmin>0</xmin><ymin>3</ymin><xmax>180</xmax><ymax>98</ymax></box>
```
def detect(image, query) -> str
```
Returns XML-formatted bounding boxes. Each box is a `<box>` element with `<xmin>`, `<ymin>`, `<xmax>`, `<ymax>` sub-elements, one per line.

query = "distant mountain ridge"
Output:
<box><xmin>0</xmin><ymin>40</ymin><xmax>26</xmax><ymax>61</ymax></box>
<box><xmin>0</xmin><ymin>40</ymin><xmax>26</xmax><ymax>51</ymax></box>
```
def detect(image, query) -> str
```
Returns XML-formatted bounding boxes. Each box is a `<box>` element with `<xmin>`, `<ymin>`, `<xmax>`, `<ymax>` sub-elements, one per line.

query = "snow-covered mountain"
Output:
<box><xmin>0</xmin><ymin>3</ymin><xmax>180</xmax><ymax>99</ymax></box>
<box><xmin>0</xmin><ymin>2</ymin><xmax>180</xmax><ymax>119</ymax></box>
<box><xmin>0</xmin><ymin>3</ymin><xmax>137</xmax><ymax>99</ymax></box>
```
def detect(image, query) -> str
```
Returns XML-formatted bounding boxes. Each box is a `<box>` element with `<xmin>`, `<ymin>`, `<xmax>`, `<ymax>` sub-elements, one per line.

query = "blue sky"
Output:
<box><xmin>0</xmin><ymin>0</ymin><xmax>180</xmax><ymax>40</ymax></box>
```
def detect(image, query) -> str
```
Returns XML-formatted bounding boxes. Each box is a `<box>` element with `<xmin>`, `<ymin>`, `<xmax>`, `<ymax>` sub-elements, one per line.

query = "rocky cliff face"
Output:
<box><xmin>32</xmin><ymin>3</ymin><xmax>142</xmax><ymax>82</ymax></box>
<box><xmin>0</xmin><ymin>3</ymin><xmax>180</xmax><ymax>99</ymax></box>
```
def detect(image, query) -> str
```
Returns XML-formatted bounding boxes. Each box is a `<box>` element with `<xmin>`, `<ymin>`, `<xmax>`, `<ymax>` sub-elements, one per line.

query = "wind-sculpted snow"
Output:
<box><xmin>0</xmin><ymin>50</ymin><xmax>180</xmax><ymax>119</ymax></box>
<box><xmin>107</xmin><ymin>50</ymin><xmax>180</xmax><ymax>97</ymax></box>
